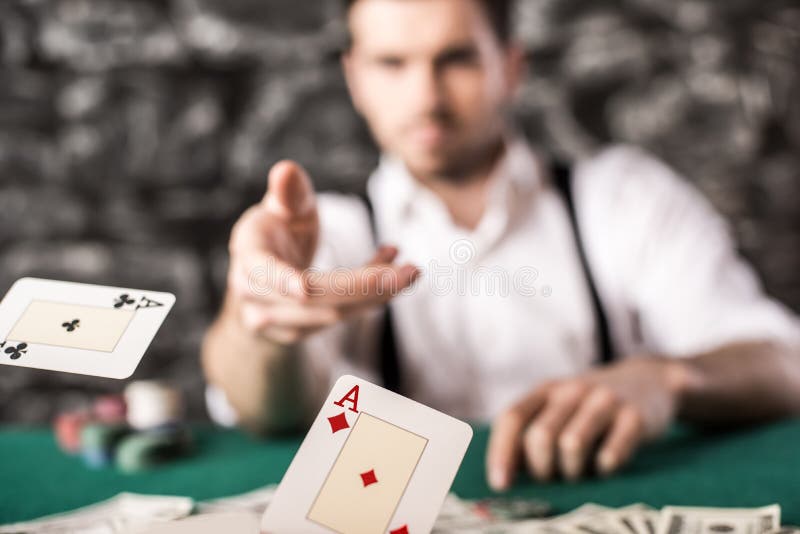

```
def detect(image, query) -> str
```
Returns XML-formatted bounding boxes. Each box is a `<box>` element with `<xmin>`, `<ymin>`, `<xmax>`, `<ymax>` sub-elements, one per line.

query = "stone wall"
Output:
<box><xmin>1</xmin><ymin>0</ymin><xmax>798</xmax><ymax>423</ymax></box>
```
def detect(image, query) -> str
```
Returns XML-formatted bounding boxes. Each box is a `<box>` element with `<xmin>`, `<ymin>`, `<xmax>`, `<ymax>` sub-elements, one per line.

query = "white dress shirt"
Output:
<box><xmin>207</xmin><ymin>139</ymin><xmax>800</xmax><ymax>425</ymax></box>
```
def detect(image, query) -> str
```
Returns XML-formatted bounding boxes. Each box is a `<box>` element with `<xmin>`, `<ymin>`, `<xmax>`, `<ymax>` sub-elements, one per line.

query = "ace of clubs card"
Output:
<box><xmin>0</xmin><ymin>278</ymin><xmax>175</xmax><ymax>379</ymax></box>
<box><xmin>261</xmin><ymin>375</ymin><xmax>473</xmax><ymax>534</ymax></box>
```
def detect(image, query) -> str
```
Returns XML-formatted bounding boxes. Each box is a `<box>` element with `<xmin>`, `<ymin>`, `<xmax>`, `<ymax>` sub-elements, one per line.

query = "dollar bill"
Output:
<box><xmin>0</xmin><ymin>493</ymin><xmax>193</xmax><ymax>534</ymax></box>
<box><xmin>195</xmin><ymin>485</ymin><xmax>277</xmax><ymax>515</ymax></box>
<box><xmin>135</xmin><ymin>512</ymin><xmax>259</xmax><ymax>534</ymax></box>
<box><xmin>656</xmin><ymin>505</ymin><xmax>781</xmax><ymax>534</ymax></box>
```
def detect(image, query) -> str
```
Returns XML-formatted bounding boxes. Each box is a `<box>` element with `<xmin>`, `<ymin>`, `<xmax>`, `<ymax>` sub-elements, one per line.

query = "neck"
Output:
<box><xmin>411</xmin><ymin>138</ymin><xmax>507</xmax><ymax>230</ymax></box>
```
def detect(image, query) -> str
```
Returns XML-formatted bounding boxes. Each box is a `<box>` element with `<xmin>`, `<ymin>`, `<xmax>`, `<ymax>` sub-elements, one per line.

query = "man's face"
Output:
<box><xmin>343</xmin><ymin>0</ymin><xmax>522</xmax><ymax>180</ymax></box>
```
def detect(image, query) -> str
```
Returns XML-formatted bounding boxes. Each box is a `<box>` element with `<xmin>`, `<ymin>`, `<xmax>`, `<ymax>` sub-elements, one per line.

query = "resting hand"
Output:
<box><xmin>486</xmin><ymin>357</ymin><xmax>688</xmax><ymax>488</ymax></box>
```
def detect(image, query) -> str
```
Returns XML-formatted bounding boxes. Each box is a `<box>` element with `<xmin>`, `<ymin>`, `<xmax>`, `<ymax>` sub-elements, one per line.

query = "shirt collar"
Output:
<box><xmin>367</xmin><ymin>133</ymin><xmax>544</xmax><ymax>225</ymax></box>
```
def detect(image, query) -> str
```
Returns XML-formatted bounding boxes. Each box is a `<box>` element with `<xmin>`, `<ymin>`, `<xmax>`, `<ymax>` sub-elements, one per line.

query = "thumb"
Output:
<box><xmin>264</xmin><ymin>160</ymin><xmax>316</xmax><ymax>219</ymax></box>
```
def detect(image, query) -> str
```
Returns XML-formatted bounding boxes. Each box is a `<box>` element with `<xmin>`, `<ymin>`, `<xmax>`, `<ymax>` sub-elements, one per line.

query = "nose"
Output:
<box><xmin>407</xmin><ymin>62</ymin><xmax>445</xmax><ymax>115</ymax></box>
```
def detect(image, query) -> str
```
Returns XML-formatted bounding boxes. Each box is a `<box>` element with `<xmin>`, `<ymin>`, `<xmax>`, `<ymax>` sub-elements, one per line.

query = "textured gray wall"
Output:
<box><xmin>0</xmin><ymin>0</ymin><xmax>798</xmax><ymax>423</ymax></box>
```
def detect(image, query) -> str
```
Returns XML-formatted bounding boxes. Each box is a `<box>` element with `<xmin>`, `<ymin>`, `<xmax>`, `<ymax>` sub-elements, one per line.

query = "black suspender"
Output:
<box><xmin>359</xmin><ymin>194</ymin><xmax>403</xmax><ymax>393</ymax></box>
<box><xmin>550</xmin><ymin>161</ymin><xmax>617</xmax><ymax>365</ymax></box>
<box><xmin>360</xmin><ymin>161</ymin><xmax>616</xmax><ymax>391</ymax></box>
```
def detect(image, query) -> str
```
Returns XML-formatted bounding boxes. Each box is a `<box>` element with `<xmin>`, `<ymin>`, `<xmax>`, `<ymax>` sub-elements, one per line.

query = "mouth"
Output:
<box><xmin>408</xmin><ymin>123</ymin><xmax>451</xmax><ymax>148</ymax></box>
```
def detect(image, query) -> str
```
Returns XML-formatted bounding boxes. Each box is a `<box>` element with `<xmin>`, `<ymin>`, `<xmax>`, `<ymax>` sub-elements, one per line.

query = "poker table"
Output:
<box><xmin>2</xmin><ymin>419</ymin><xmax>799</xmax><ymax>524</ymax></box>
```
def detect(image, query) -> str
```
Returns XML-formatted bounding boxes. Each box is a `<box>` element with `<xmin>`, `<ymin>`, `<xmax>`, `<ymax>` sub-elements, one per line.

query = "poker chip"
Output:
<box><xmin>124</xmin><ymin>381</ymin><xmax>184</xmax><ymax>430</ymax></box>
<box><xmin>80</xmin><ymin>422</ymin><xmax>131</xmax><ymax>469</ymax></box>
<box><xmin>54</xmin><ymin>411</ymin><xmax>90</xmax><ymax>454</ymax></box>
<box><xmin>93</xmin><ymin>394</ymin><xmax>127</xmax><ymax>423</ymax></box>
<box><xmin>115</xmin><ymin>426</ymin><xmax>193</xmax><ymax>473</ymax></box>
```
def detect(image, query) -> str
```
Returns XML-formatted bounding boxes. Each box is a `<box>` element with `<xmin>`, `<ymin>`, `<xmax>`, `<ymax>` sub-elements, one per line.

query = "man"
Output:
<box><xmin>202</xmin><ymin>0</ymin><xmax>800</xmax><ymax>489</ymax></box>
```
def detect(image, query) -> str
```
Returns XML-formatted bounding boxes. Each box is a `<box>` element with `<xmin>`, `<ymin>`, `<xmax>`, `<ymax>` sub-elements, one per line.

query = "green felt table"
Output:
<box><xmin>1</xmin><ymin>420</ymin><xmax>799</xmax><ymax>524</ymax></box>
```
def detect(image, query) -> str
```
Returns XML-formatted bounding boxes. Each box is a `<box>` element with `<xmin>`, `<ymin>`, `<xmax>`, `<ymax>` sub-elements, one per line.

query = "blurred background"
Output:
<box><xmin>0</xmin><ymin>0</ymin><xmax>798</xmax><ymax>424</ymax></box>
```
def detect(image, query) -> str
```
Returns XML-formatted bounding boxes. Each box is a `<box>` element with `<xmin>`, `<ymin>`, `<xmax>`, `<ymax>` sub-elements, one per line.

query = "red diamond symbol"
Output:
<box><xmin>360</xmin><ymin>468</ymin><xmax>378</xmax><ymax>487</ymax></box>
<box><xmin>389</xmin><ymin>526</ymin><xmax>409</xmax><ymax>534</ymax></box>
<box><xmin>327</xmin><ymin>412</ymin><xmax>349</xmax><ymax>434</ymax></box>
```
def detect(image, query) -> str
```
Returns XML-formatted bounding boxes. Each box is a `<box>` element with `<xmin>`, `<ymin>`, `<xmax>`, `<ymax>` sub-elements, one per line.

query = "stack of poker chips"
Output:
<box><xmin>117</xmin><ymin>381</ymin><xmax>192</xmax><ymax>473</ymax></box>
<box><xmin>54</xmin><ymin>394</ymin><xmax>129</xmax><ymax>467</ymax></box>
<box><xmin>53</xmin><ymin>382</ymin><xmax>192</xmax><ymax>472</ymax></box>
<box><xmin>81</xmin><ymin>394</ymin><xmax>130</xmax><ymax>468</ymax></box>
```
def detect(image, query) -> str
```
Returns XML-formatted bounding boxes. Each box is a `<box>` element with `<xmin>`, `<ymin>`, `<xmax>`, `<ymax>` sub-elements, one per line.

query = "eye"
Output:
<box><xmin>375</xmin><ymin>56</ymin><xmax>405</xmax><ymax>69</ymax></box>
<box><xmin>437</xmin><ymin>47</ymin><xmax>480</xmax><ymax>68</ymax></box>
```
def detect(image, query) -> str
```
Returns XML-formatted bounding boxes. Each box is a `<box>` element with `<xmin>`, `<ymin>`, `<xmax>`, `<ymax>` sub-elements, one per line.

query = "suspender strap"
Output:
<box><xmin>359</xmin><ymin>193</ymin><xmax>403</xmax><ymax>393</ymax></box>
<box><xmin>550</xmin><ymin>161</ymin><xmax>617</xmax><ymax>365</ymax></box>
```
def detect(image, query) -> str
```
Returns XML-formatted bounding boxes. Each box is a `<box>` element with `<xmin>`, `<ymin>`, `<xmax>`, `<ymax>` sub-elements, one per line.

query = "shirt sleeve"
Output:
<box><xmin>576</xmin><ymin>145</ymin><xmax>800</xmax><ymax>358</ymax></box>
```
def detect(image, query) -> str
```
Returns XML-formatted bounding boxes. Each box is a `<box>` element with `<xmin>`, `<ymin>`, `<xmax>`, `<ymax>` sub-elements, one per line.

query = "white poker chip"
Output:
<box><xmin>124</xmin><ymin>380</ymin><xmax>184</xmax><ymax>430</ymax></box>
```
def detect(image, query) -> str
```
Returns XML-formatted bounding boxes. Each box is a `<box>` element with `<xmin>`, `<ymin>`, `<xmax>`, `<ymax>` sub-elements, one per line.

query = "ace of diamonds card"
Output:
<box><xmin>261</xmin><ymin>375</ymin><xmax>473</xmax><ymax>534</ymax></box>
<box><xmin>0</xmin><ymin>278</ymin><xmax>175</xmax><ymax>379</ymax></box>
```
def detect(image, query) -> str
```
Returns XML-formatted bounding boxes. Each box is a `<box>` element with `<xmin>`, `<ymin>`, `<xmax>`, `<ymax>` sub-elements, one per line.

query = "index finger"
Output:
<box><xmin>486</xmin><ymin>385</ymin><xmax>550</xmax><ymax>491</ymax></box>
<box><xmin>263</xmin><ymin>160</ymin><xmax>316</xmax><ymax>220</ymax></box>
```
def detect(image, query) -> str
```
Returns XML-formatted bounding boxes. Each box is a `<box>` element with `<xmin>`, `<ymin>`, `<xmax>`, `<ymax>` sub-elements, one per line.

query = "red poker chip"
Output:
<box><xmin>54</xmin><ymin>412</ymin><xmax>90</xmax><ymax>454</ymax></box>
<box><xmin>93</xmin><ymin>395</ymin><xmax>127</xmax><ymax>423</ymax></box>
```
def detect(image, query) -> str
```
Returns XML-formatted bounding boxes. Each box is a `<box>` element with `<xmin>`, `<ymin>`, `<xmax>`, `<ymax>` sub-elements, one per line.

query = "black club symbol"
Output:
<box><xmin>5</xmin><ymin>343</ymin><xmax>27</xmax><ymax>360</ymax></box>
<box><xmin>114</xmin><ymin>294</ymin><xmax>136</xmax><ymax>308</ymax></box>
<box><xmin>62</xmin><ymin>319</ymin><xmax>80</xmax><ymax>332</ymax></box>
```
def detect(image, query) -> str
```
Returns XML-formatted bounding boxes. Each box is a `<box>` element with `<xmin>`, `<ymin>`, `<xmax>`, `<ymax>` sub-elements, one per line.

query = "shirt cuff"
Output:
<box><xmin>205</xmin><ymin>384</ymin><xmax>240</xmax><ymax>427</ymax></box>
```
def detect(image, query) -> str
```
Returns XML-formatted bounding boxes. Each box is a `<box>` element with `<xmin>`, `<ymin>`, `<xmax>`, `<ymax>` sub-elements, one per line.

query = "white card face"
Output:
<box><xmin>0</xmin><ymin>278</ymin><xmax>175</xmax><ymax>379</ymax></box>
<box><xmin>261</xmin><ymin>375</ymin><xmax>473</xmax><ymax>534</ymax></box>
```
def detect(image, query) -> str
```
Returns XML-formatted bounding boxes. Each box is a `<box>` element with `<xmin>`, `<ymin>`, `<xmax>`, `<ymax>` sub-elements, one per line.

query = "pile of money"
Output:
<box><xmin>195</xmin><ymin>485</ymin><xmax>798</xmax><ymax>534</ymax></box>
<box><xmin>0</xmin><ymin>493</ymin><xmax>193</xmax><ymax>533</ymax></box>
<box><xmin>433</xmin><ymin>498</ymin><xmax>795</xmax><ymax>534</ymax></box>
<box><xmin>2</xmin><ymin>486</ymin><xmax>796</xmax><ymax>534</ymax></box>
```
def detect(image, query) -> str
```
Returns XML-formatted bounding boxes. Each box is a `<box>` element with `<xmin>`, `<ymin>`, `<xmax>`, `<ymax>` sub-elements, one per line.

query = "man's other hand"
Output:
<box><xmin>486</xmin><ymin>357</ymin><xmax>689</xmax><ymax>488</ymax></box>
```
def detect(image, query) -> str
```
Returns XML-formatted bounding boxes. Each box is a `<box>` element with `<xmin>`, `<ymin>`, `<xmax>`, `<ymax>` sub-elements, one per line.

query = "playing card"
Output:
<box><xmin>261</xmin><ymin>375</ymin><xmax>473</xmax><ymax>534</ymax></box>
<box><xmin>0</xmin><ymin>278</ymin><xmax>175</xmax><ymax>379</ymax></box>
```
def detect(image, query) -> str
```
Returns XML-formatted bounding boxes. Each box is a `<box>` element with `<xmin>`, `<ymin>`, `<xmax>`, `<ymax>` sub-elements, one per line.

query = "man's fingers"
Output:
<box><xmin>310</xmin><ymin>246</ymin><xmax>403</xmax><ymax>308</ymax></box>
<box><xmin>303</xmin><ymin>262</ymin><xmax>421</xmax><ymax>306</ymax></box>
<box><xmin>486</xmin><ymin>386</ymin><xmax>549</xmax><ymax>491</ymax></box>
<box><xmin>557</xmin><ymin>387</ymin><xmax>618</xmax><ymax>480</ymax></box>
<box><xmin>368</xmin><ymin>245</ymin><xmax>399</xmax><ymax>265</ymax></box>
<box><xmin>231</xmin><ymin>253</ymin><xmax>308</xmax><ymax>302</ymax></box>
<box><xmin>522</xmin><ymin>382</ymin><xmax>587</xmax><ymax>481</ymax></box>
<box><xmin>596</xmin><ymin>404</ymin><xmax>645</xmax><ymax>476</ymax></box>
<box><xmin>240</xmin><ymin>302</ymin><xmax>340</xmax><ymax>332</ymax></box>
<box><xmin>233</xmin><ymin>252</ymin><xmax>420</xmax><ymax>309</ymax></box>
<box><xmin>264</xmin><ymin>160</ymin><xmax>316</xmax><ymax>220</ymax></box>
<box><xmin>259</xmin><ymin>325</ymin><xmax>308</xmax><ymax>346</ymax></box>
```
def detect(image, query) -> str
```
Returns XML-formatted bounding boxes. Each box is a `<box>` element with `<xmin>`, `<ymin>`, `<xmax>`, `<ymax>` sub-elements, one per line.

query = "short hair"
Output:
<box><xmin>341</xmin><ymin>0</ymin><xmax>512</xmax><ymax>46</ymax></box>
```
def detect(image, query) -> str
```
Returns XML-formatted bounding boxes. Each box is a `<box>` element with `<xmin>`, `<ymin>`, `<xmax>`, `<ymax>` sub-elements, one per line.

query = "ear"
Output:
<box><xmin>341</xmin><ymin>51</ymin><xmax>364</xmax><ymax>115</ymax></box>
<box><xmin>503</xmin><ymin>43</ymin><xmax>527</xmax><ymax>99</ymax></box>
